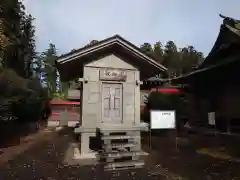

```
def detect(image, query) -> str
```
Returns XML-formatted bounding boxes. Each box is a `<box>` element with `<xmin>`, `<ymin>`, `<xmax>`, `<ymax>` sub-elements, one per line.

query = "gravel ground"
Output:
<box><xmin>1</xmin><ymin>128</ymin><xmax>240</xmax><ymax>180</ymax></box>
<box><xmin>144</xmin><ymin>131</ymin><xmax>240</xmax><ymax>180</ymax></box>
<box><xmin>0</xmin><ymin>128</ymin><xmax>164</xmax><ymax>180</ymax></box>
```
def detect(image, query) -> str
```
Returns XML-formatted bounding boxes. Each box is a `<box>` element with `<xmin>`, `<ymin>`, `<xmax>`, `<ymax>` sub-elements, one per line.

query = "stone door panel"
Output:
<box><xmin>102</xmin><ymin>83</ymin><xmax>123</xmax><ymax>123</ymax></box>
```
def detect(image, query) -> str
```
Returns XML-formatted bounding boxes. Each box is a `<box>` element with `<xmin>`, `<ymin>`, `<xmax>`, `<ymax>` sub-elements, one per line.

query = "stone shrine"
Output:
<box><xmin>57</xmin><ymin>35</ymin><xmax>167</xmax><ymax>170</ymax></box>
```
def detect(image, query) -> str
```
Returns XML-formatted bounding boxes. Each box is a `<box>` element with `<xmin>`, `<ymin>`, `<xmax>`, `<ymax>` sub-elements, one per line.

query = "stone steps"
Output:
<box><xmin>98</xmin><ymin>127</ymin><xmax>146</xmax><ymax>171</ymax></box>
<box><xmin>101</xmin><ymin>151</ymin><xmax>147</xmax><ymax>158</ymax></box>
<box><xmin>104</xmin><ymin>160</ymin><xmax>144</xmax><ymax>171</ymax></box>
<box><xmin>101</xmin><ymin>135</ymin><xmax>138</xmax><ymax>140</ymax></box>
<box><xmin>103</xmin><ymin>142</ymin><xmax>136</xmax><ymax>149</ymax></box>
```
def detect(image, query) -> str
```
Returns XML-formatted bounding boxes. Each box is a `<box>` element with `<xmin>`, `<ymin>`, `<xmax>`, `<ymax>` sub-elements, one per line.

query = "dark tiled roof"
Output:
<box><xmin>165</xmin><ymin>15</ymin><xmax>240</xmax><ymax>84</ymax></box>
<box><xmin>197</xmin><ymin>14</ymin><xmax>240</xmax><ymax>69</ymax></box>
<box><xmin>147</xmin><ymin>76</ymin><xmax>164</xmax><ymax>81</ymax></box>
<box><xmin>58</xmin><ymin>34</ymin><xmax>166</xmax><ymax>70</ymax></box>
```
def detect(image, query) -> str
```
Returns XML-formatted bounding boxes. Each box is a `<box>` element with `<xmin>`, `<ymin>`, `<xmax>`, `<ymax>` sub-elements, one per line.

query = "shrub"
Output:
<box><xmin>0</xmin><ymin>68</ymin><xmax>52</xmax><ymax>139</ymax></box>
<box><xmin>143</xmin><ymin>92</ymin><xmax>189</xmax><ymax>126</ymax></box>
<box><xmin>52</xmin><ymin>92</ymin><xmax>66</xmax><ymax>100</ymax></box>
<box><xmin>0</xmin><ymin>68</ymin><xmax>50</xmax><ymax>123</ymax></box>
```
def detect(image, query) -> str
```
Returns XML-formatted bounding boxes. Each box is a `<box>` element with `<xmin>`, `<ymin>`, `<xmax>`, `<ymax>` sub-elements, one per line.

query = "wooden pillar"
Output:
<box><xmin>188</xmin><ymin>93</ymin><xmax>201</xmax><ymax>126</ymax></box>
<box><xmin>79</xmin><ymin>83</ymin><xmax>83</xmax><ymax>126</ymax></box>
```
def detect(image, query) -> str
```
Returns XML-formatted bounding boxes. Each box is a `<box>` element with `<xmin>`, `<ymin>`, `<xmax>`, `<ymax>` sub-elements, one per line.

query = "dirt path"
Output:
<box><xmin>0</xmin><ymin>128</ymin><xmax>54</xmax><ymax>165</ymax></box>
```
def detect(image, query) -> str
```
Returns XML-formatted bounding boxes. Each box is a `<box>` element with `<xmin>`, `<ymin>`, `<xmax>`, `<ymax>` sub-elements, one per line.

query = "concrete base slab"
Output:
<box><xmin>142</xmin><ymin>152</ymin><xmax>149</xmax><ymax>156</ymax></box>
<box><xmin>56</xmin><ymin>126</ymin><xmax>63</xmax><ymax>131</ymax></box>
<box><xmin>73</xmin><ymin>148</ymin><xmax>97</xmax><ymax>160</ymax></box>
<box><xmin>63</xmin><ymin>143</ymin><xmax>98</xmax><ymax>166</ymax></box>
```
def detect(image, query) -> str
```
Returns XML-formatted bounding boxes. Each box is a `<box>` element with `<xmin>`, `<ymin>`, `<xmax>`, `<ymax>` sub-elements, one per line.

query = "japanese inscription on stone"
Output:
<box><xmin>100</xmin><ymin>68</ymin><xmax>126</xmax><ymax>81</ymax></box>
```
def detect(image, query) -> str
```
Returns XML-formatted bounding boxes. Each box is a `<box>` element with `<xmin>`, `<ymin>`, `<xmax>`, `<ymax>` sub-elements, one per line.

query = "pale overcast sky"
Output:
<box><xmin>23</xmin><ymin>0</ymin><xmax>240</xmax><ymax>56</ymax></box>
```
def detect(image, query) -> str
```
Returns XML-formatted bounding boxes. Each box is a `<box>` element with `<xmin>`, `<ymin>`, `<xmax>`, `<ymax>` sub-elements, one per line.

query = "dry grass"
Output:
<box><xmin>197</xmin><ymin>148</ymin><xmax>240</xmax><ymax>162</ymax></box>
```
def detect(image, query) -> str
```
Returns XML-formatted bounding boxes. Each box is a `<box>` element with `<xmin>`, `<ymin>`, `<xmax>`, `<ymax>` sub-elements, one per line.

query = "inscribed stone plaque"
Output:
<box><xmin>99</xmin><ymin>68</ymin><xmax>126</xmax><ymax>81</ymax></box>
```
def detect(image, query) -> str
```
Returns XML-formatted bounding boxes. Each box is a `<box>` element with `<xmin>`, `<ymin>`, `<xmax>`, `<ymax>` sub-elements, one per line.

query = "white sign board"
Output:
<box><xmin>208</xmin><ymin>112</ymin><xmax>215</xmax><ymax>125</ymax></box>
<box><xmin>150</xmin><ymin>110</ymin><xmax>176</xmax><ymax>129</ymax></box>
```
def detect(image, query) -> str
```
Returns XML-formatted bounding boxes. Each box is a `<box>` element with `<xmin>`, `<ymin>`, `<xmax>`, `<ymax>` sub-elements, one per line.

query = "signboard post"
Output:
<box><xmin>150</xmin><ymin>110</ymin><xmax>176</xmax><ymax>149</ymax></box>
<box><xmin>208</xmin><ymin>112</ymin><xmax>216</xmax><ymax>135</ymax></box>
<box><xmin>208</xmin><ymin>112</ymin><xmax>215</xmax><ymax>126</ymax></box>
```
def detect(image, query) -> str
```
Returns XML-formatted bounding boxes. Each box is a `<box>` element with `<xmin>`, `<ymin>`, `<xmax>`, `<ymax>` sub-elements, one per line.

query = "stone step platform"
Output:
<box><xmin>101</xmin><ymin>135</ymin><xmax>139</xmax><ymax>140</ymax></box>
<box><xmin>97</xmin><ymin>124</ymin><xmax>145</xmax><ymax>132</ymax></box>
<box><xmin>97</xmin><ymin>127</ymin><xmax>145</xmax><ymax>171</ymax></box>
<box><xmin>101</xmin><ymin>138</ymin><xmax>140</xmax><ymax>153</ymax></box>
<box><xmin>102</xmin><ymin>142</ymin><xmax>137</xmax><ymax>149</ymax></box>
<box><xmin>100</xmin><ymin>151</ymin><xmax>147</xmax><ymax>163</ymax></box>
<box><xmin>101</xmin><ymin>151</ymin><xmax>148</xmax><ymax>158</ymax></box>
<box><xmin>99</xmin><ymin>129</ymin><xmax>139</xmax><ymax>137</ymax></box>
<box><xmin>101</xmin><ymin>152</ymin><xmax>148</xmax><ymax>163</ymax></box>
<box><xmin>104</xmin><ymin>160</ymin><xmax>144</xmax><ymax>171</ymax></box>
<box><xmin>100</xmin><ymin>132</ymin><xmax>141</xmax><ymax>153</ymax></box>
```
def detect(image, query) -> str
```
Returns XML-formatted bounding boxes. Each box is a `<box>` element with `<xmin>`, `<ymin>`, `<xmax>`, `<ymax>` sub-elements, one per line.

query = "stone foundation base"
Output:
<box><xmin>73</xmin><ymin>147</ymin><xmax>97</xmax><ymax>159</ymax></box>
<box><xmin>63</xmin><ymin>143</ymin><xmax>98</xmax><ymax>166</ymax></box>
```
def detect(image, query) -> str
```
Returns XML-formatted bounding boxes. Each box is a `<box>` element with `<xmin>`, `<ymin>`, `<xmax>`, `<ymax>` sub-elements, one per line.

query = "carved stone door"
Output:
<box><xmin>102</xmin><ymin>83</ymin><xmax>123</xmax><ymax>123</ymax></box>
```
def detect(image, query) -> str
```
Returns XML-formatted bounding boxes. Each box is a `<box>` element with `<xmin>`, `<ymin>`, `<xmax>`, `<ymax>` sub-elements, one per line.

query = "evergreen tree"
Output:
<box><xmin>41</xmin><ymin>43</ymin><xmax>58</xmax><ymax>97</ymax></box>
<box><xmin>20</xmin><ymin>14</ymin><xmax>36</xmax><ymax>77</ymax></box>
<box><xmin>140</xmin><ymin>43</ymin><xmax>153</xmax><ymax>55</ymax></box>
<box><xmin>163</xmin><ymin>41</ymin><xmax>179</xmax><ymax>77</ymax></box>
<box><xmin>139</xmin><ymin>40</ymin><xmax>205</xmax><ymax>78</ymax></box>
<box><xmin>153</xmin><ymin>41</ymin><xmax>164</xmax><ymax>63</ymax></box>
<box><xmin>0</xmin><ymin>0</ymin><xmax>36</xmax><ymax>78</ymax></box>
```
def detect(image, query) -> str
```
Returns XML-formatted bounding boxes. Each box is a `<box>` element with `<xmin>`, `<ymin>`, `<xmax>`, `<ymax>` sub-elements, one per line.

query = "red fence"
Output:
<box><xmin>150</xmin><ymin>88</ymin><xmax>184</xmax><ymax>94</ymax></box>
<box><xmin>48</xmin><ymin>88</ymin><xmax>183</xmax><ymax>126</ymax></box>
<box><xmin>50</xmin><ymin>100</ymin><xmax>80</xmax><ymax>105</ymax></box>
<box><xmin>48</xmin><ymin>100</ymin><xmax>80</xmax><ymax>127</ymax></box>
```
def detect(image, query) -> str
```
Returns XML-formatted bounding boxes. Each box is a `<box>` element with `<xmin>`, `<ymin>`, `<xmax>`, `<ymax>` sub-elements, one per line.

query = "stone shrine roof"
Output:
<box><xmin>56</xmin><ymin>35</ymin><xmax>168</xmax><ymax>81</ymax></box>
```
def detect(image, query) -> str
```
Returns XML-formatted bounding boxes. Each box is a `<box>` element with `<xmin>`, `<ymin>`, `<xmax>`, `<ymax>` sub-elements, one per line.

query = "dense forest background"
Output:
<box><xmin>0</xmin><ymin>0</ymin><xmax>51</xmax><ymax>137</ymax></box>
<box><xmin>0</xmin><ymin>0</ymin><xmax>205</xmax><ymax>122</ymax></box>
<box><xmin>35</xmin><ymin>37</ymin><xmax>205</xmax><ymax>98</ymax></box>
